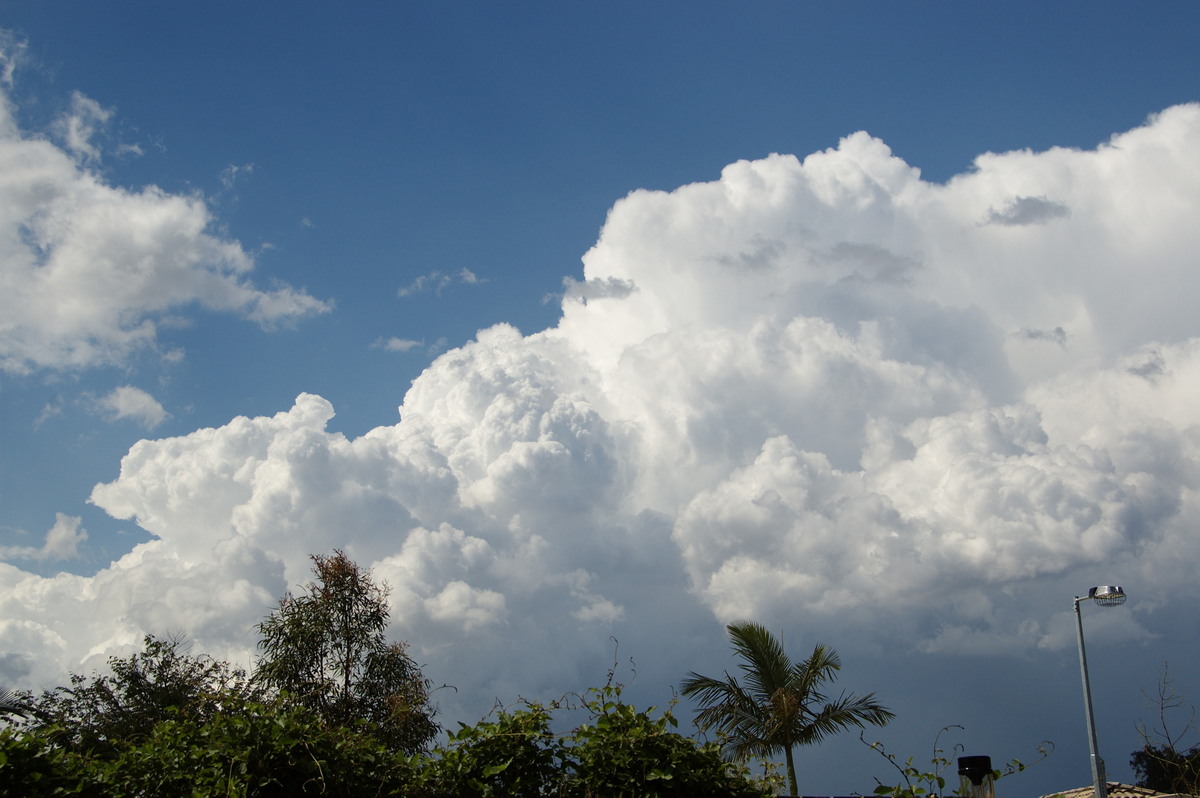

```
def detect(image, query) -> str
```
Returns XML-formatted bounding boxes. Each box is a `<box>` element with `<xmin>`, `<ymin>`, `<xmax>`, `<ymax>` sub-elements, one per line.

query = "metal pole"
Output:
<box><xmin>1074</xmin><ymin>596</ymin><xmax>1108</xmax><ymax>798</ymax></box>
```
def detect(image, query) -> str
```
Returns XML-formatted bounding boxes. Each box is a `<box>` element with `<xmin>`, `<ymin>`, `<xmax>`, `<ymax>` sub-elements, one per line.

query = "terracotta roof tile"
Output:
<box><xmin>1039</xmin><ymin>782</ymin><xmax>1196</xmax><ymax>798</ymax></box>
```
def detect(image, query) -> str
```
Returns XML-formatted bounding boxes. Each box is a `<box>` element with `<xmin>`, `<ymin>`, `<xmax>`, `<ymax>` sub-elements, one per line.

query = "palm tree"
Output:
<box><xmin>0</xmin><ymin>687</ymin><xmax>31</xmax><ymax>719</ymax></box>
<box><xmin>681</xmin><ymin>621</ymin><xmax>894</xmax><ymax>796</ymax></box>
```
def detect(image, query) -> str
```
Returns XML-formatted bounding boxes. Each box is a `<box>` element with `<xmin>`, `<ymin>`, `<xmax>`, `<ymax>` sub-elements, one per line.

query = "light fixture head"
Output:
<box><xmin>1089</xmin><ymin>585</ymin><xmax>1127</xmax><ymax>607</ymax></box>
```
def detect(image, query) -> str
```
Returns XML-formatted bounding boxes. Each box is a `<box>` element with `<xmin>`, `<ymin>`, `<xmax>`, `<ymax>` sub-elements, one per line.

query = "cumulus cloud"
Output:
<box><xmin>0</xmin><ymin>513</ymin><xmax>88</xmax><ymax>563</ymax></box>
<box><xmin>92</xmin><ymin>385</ymin><xmax>169</xmax><ymax>429</ymax></box>
<box><xmin>3</xmin><ymin>107</ymin><xmax>1200</xmax><ymax>743</ymax></box>
<box><xmin>0</xmin><ymin>62</ymin><xmax>330</xmax><ymax>375</ymax></box>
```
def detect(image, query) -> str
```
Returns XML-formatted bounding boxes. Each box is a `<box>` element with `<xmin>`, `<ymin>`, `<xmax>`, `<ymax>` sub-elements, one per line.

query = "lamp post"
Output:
<box><xmin>1073</xmin><ymin>585</ymin><xmax>1127</xmax><ymax>798</ymax></box>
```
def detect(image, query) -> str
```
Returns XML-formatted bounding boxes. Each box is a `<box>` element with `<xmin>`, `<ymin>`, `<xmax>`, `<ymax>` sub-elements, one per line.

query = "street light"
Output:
<box><xmin>1073</xmin><ymin>585</ymin><xmax>1127</xmax><ymax>798</ymax></box>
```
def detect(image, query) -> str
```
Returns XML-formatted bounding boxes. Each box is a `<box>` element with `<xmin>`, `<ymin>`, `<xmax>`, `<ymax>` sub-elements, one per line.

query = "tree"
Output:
<box><xmin>254</xmin><ymin>550</ymin><xmax>438</xmax><ymax>754</ymax></box>
<box><xmin>1130</xmin><ymin>664</ymin><xmax>1200</xmax><ymax>795</ymax></box>
<box><xmin>419</xmin><ymin>683</ymin><xmax>771</xmax><ymax>798</ymax></box>
<box><xmin>681</xmin><ymin>621</ymin><xmax>895</xmax><ymax>797</ymax></box>
<box><xmin>19</xmin><ymin>634</ymin><xmax>256</xmax><ymax>754</ymax></box>
<box><xmin>421</xmin><ymin>701</ymin><xmax>563</xmax><ymax>797</ymax></box>
<box><xmin>92</xmin><ymin>699</ymin><xmax>419</xmax><ymax>797</ymax></box>
<box><xmin>1</xmin><ymin>696</ymin><xmax>421</xmax><ymax>797</ymax></box>
<box><xmin>561</xmin><ymin>682</ymin><xmax>770</xmax><ymax>798</ymax></box>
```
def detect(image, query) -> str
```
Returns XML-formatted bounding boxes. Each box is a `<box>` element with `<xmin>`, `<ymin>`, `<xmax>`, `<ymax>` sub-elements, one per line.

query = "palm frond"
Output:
<box><xmin>0</xmin><ymin>687</ymin><xmax>31</xmax><ymax>718</ymax></box>
<box><xmin>797</xmin><ymin>690</ymin><xmax>897</xmax><ymax>745</ymax></box>
<box><xmin>728</xmin><ymin>620</ymin><xmax>792</xmax><ymax>697</ymax></box>
<box><xmin>682</xmin><ymin>670</ymin><xmax>766</xmax><ymax>755</ymax></box>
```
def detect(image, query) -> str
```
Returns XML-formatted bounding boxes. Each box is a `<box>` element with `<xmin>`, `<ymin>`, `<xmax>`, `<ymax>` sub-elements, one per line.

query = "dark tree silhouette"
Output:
<box><xmin>1131</xmin><ymin>664</ymin><xmax>1200</xmax><ymax>795</ymax></box>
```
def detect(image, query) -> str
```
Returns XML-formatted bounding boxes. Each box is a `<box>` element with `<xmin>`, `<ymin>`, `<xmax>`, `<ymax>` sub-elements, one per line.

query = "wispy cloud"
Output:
<box><xmin>220</xmin><ymin>162</ymin><xmax>255</xmax><ymax>190</ymax></box>
<box><xmin>371</xmin><ymin>336</ymin><xmax>424</xmax><ymax>353</ymax></box>
<box><xmin>50</xmin><ymin>91</ymin><xmax>113</xmax><ymax>163</ymax></box>
<box><xmin>1015</xmin><ymin>326</ymin><xmax>1068</xmax><ymax>347</ymax></box>
<box><xmin>398</xmin><ymin>268</ymin><xmax>483</xmax><ymax>297</ymax></box>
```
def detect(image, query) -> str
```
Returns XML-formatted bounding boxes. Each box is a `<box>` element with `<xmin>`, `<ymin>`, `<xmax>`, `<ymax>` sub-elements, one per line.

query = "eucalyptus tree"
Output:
<box><xmin>681</xmin><ymin>620</ymin><xmax>894</xmax><ymax>796</ymax></box>
<box><xmin>255</xmin><ymin>550</ymin><xmax>438</xmax><ymax>754</ymax></box>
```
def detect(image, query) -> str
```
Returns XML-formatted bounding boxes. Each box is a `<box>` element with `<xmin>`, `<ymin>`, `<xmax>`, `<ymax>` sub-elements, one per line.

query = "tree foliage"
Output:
<box><xmin>254</xmin><ymin>550</ymin><xmax>438</xmax><ymax>754</ymax></box>
<box><xmin>18</xmin><ymin>634</ymin><xmax>257</xmax><ymax>755</ymax></box>
<box><xmin>1</xmin><ymin>698</ymin><xmax>419</xmax><ymax>797</ymax></box>
<box><xmin>0</xmin><ymin>557</ymin><xmax>774</xmax><ymax>797</ymax></box>
<box><xmin>681</xmin><ymin>620</ymin><xmax>894</xmax><ymax>797</ymax></box>
<box><xmin>1131</xmin><ymin>664</ymin><xmax>1200</xmax><ymax>795</ymax></box>
<box><xmin>1</xmin><ymin>669</ymin><xmax>768</xmax><ymax>797</ymax></box>
<box><xmin>560</xmin><ymin>682</ymin><xmax>769</xmax><ymax>798</ymax></box>
<box><xmin>423</xmin><ymin>701</ymin><xmax>562</xmax><ymax>797</ymax></box>
<box><xmin>419</xmin><ymin>682</ymin><xmax>770</xmax><ymax>798</ymax></box>
<box><xmin>91</xmin><ymin>699</ymin><xmax>418</xmax><ymax>797</ymax></box>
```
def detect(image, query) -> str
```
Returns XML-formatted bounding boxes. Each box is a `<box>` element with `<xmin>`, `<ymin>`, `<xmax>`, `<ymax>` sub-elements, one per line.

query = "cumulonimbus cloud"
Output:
<box><xmin>2</xmin><ymin>106</ymin><xmax>1199</xmax><ymax>729</ymax></box>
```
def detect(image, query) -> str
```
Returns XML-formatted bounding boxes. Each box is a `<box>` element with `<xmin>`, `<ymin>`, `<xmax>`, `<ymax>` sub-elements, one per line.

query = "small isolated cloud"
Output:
<box><xmin>0</xmin><ymin>30</ymin><xmax>26</xmax><ymax>85</ymax></box>
<box><xmin>1127</xmin><ymin>348</ymin><xmax>1167</xmax><ymax>381</ymax></box>
<box><xmin>985</xmin><ymin>195</ymin><xmax>1071</xmax><ymax>226</ymax></box>
<box><xmin>557</xmin><ymin>276</ymin><xmax>638</xmax><ymax>305</ymax></box>
<box><xmin>1015</xmin><ymin>326</ymin><xmax>1068</xmax><ymax>347</ymax></box>
<box><xmin>51</xmin><ymin>91</ymin><xmax>113</xmax><ymax>163</ymax></box>
<box><xmin>34</xmin><ymin>401</ymin><xmax>63</xmax><ymax>428</ymax></box>
<box><xmin>0</xmin><ymin>513</ymin><xmax>87</xmax><ymax>562</ymax></box>
<box><xmin>372</xmin><ymin>336</ymin><xmax>423</xmax><ymax>353</ymax></box>
<box><xmin>220</xmin><ymin>163</ymin><xmax>255</xmax><ymax>190</ymax></box>
<box><xmin>398</xmin><ymin>268</ymin><xmax>483</xmax><ymax>297</ymax></box>
<box><xmin>93</xmin><ymin>386</ymin><xmax>169</xmax><ymax>428</ymax></box>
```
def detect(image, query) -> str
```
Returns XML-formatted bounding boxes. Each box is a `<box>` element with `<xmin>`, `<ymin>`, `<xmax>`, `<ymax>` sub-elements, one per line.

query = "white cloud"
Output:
<box><xmin>220</xmin><ymin>163</ymin><xmax>254</xmax><ymax>190</ymax></box>
<box><xmin>93</xmin><ymin>385</ymin><xmax>169</xmax><ymax>429</ymax></box>
<box><xmin>0</xmin><ymin>513</ymin><xmax>87</xmax><ymax>563</ymax></box>
<box><xmin>0</xmin><ymin>30</ymin><xmax>26</xmax><ymax>88</ymax></box>
<box><xmin>3</xmin><ymin>107</ymin><xmax>1200</xmax><ymax>751</ymax></box>
<box><xmin>0</xmin><ymin>69</ymin><xmax>330</xmax><ymax>375</ymax></box>
<box><xmin>51</xmin><ymin>91</ymin><xmax>112</xmax><ymax>163</ymax></box>
<box><xmin>372</xmin><ymin>336</ymin><xmax>423</xmax><ymax>353</ymax></box>
<box><xmin>398</xmin><ymin>268</ymin><xmax>483</xmax><ymax>297</ymax></box>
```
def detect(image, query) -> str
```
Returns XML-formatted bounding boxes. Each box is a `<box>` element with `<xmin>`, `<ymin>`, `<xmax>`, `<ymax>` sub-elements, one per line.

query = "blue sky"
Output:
<box><xmin>2</xmin><ymin>2</ymin><xmax>1200</xmax><ymax>794</ymax></box>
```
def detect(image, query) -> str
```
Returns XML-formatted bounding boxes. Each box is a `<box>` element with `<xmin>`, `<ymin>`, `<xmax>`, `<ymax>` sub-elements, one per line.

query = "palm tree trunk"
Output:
<box><xmin>785</xmin><ymin>744</ymin><xmax>797</xmax><ymax>796</ymax></box>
